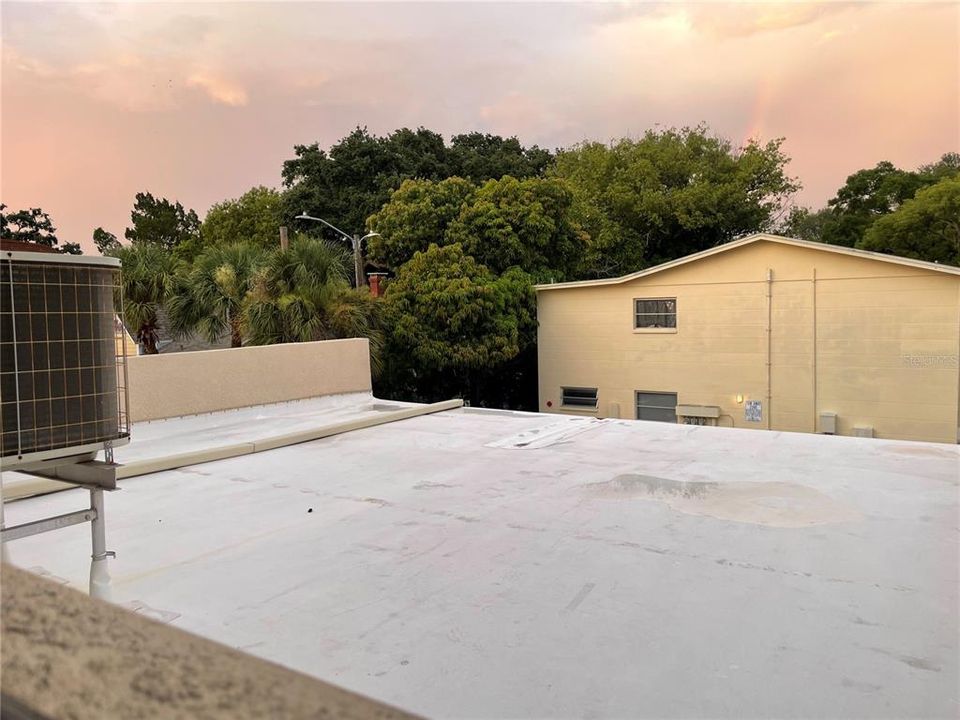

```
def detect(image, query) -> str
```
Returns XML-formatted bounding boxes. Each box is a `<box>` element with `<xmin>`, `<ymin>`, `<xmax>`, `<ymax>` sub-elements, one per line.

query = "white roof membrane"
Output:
<box><xmin>4</xmin><ymin>402</ymin><xmax>958</xmax><ymax>718</ymax></box>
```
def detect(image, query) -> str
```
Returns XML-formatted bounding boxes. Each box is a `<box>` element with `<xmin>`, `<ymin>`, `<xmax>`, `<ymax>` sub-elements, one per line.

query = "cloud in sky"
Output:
<box><xmin>1</xmin><ymin>2</ymin><xmax>957</xmax><ymax>251</ymax></box>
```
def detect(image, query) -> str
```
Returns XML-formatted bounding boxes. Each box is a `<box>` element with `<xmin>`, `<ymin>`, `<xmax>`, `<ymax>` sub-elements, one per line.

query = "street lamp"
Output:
<box><xmin>294</xmin><ymin>213</ymin><xmax>380</xmax><ymax>288</ymax></box>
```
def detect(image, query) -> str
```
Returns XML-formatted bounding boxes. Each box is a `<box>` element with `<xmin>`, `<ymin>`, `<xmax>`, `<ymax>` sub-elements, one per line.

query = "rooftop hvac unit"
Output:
<box><xmin>1</xmin><ymin>251</ymin><xmax>130</xmax><ymax>469</ymax></box>
<box><xmin>1</xmin><ymin>248</ymin><xmax>130</xmax><ymax>601</ymax></box>
<box><xmin>853</xmin><ymin>426</ymin><xmax>874</xmax><ymax>438</ymax></box>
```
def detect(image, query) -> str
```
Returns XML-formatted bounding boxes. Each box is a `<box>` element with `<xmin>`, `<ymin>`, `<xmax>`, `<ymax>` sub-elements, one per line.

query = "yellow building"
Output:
<box><xmin>536</xmin><ymin>233</ymin><xmax>960</xmax><ymax>444</ymax></box>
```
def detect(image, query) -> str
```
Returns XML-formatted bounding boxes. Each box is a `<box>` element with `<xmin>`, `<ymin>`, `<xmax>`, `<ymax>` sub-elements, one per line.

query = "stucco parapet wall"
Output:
<box><xmin>0</xmin><ymin>565</ymin><xmax>419</xmax><ymax>720</ymax></box>
<box><xmin>126</xmin><ymin>338</ymin><xmax>373</xmax><ymax>422</ymax></box>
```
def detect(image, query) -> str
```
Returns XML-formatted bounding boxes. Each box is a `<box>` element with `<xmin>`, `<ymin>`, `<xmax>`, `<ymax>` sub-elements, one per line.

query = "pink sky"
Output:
<box><xmin>2</xmin><ymin>2</ymin><xmax>958</xmax><ymax>253</ymax></box>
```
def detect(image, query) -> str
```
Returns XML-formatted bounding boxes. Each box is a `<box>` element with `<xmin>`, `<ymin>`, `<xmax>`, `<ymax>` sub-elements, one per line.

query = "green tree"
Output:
<box><xmin>448</xmin><ymin>132</ymin><xmax>553</xmax><ymax>182</ymax></box>
<box><xmin>919</xmin><ymin>152</ymin><xmax>960</xmax><ymax>184</ymax></box>
<box><xmin>243</xmin><ymin>237</ymin><xmax>383</xmax><ymax>365</ymax></box>
<box><xmin>125</xmin><ymin>192</ymin><xmax>201</xmax><ymax>258</ymax></box>
<box><xmin>1</xmin><ymin>205</ymin><xmax>81</xmax><ymax>254</ymax></box>
<box><xmin>779</xmin><ymin>206</ymin><xmax>831</xmax><ymax>243</ymax></box>
<box><xmin>818</xmin><ymin>162</ymin><xmax>928</xmax><ymax>248</ymax></box>
<box><xmin>166</xmin><ymin>243</ymin><xmax>266</xmax><ymax>348</ymax></box>
<box><xmin>858</xmin><ymin>177</ymin><xmax>960</xmax><ymax>266</ymax></box>
<box><xmin>380</xmin><ymin>244</ymin><xmax>535</xmax><ymax>405</ymax></box>
<box><xmin>367</xmin><ymin>175</ymin><xmax>586</xmax><ymax>279</ymax></box>
<box><xmin>551</xmin><ymin>126</ymin><xmax>799</xmax><ymax>276</ymax></box>
<box><xmin>282</xmin><ymin>127</ymin><xmax>448</xmax><ymax>238</ymax></box>
<box><xmin>202</xmin><ymin>186</ymin><xmax>284</xmax><ymax>250</ymax></box>
<box><xmin>446</xmin><ymin>176</ymin><xmax>586</xmax><ymax>279</ymax></box>
<box><xmin>108</xmin><ymin>243</ymin><xmax>178</xmax><ymax>354</ymax></box>
<box><xmin>366</xmin><ymin>177</ymin><xmax>477</xmax><ymax>270</ymax></box>
<box><xmin>281</xmin><ymin>126</ymin><xmax>554</xmax><ymax>239</ymax></box>
<box><xmin>93</xmin><ymin>227</ymin><xmax>120</xmax><ymax>254</ymax></box>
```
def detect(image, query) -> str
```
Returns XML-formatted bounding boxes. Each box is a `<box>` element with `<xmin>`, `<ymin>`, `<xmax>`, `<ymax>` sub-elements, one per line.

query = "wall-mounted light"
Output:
<box><xmin>736</xmin><ymin>394</ymin><xmax>744</xmax><ymax>404</ymax></box>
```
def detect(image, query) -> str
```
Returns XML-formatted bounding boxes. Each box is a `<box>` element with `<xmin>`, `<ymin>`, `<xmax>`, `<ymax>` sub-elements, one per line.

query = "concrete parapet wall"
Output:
<box><xmin>127</xmin><ymin>339</ymin><xmax>372</xmax><ymax>422</ymax></box>
<box><xmin>1</xmin><ymin>564</ymin><xmax>416</xmax><ymax>720</ymax></box>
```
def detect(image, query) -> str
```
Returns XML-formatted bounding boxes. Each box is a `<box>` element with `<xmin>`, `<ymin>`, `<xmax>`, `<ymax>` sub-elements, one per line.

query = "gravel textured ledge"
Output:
<box><xmin>1</xmin><ymin>565</ymin><xmax>418</xmax><ymax>720</ymax></box>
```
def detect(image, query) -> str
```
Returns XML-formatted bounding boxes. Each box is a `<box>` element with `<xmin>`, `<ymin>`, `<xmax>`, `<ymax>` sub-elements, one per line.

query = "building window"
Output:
<box><xmin>634</xmin><ymin>298</ymin><xmax>676</xmax><ymax>329</ymax></box>
<box><xmin>636</xmin><ymin>391</ymin><xmax>678</xmax><ymax>423</ymax></box>
<box><xmin>562</xmin><ymin>387</ymin><xmax>598</xmax><ymax>409</ymax></box>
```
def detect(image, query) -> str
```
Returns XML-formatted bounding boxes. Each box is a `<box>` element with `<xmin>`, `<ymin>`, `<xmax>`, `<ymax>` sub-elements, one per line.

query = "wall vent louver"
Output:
<box><xmin>1</xmin><ymin>250</ymin><xmax>130</xmax><ymax>468</ymax></box>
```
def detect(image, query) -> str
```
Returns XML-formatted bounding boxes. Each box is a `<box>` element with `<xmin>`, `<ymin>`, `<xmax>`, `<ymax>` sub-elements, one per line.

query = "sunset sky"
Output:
<box><xmin>2</xmin><ymin>1</ymin><xmax>958</xmax><ymax>252</ymax></box>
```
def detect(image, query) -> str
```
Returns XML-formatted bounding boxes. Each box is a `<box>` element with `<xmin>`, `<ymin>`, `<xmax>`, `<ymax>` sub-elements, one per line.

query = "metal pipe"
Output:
<box><xmin>89</xmin><ymin>488</ymin><xmax>113</xmax><ymax>601</ymax></box>
<box><xmin>0</xmin><ymin>477</ymin><xmax>9</xmax><ymax>564</ymax></box>
<box><xmin>812</xmin><ymin>268</ymin><xmax>818</xmax><ymax>433</ymax></box>
<box><xmin>766</xmin><ymin>268</ymin><xmax>773</xmax><ymax>431</ymax></box>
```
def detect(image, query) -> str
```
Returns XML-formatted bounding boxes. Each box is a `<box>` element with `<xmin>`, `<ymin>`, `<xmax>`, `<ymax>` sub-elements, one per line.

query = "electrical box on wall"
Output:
<box><xmin>819</xmin><ymin>412</ymin><xmax>838</xmax><ymax>435</ymax></box>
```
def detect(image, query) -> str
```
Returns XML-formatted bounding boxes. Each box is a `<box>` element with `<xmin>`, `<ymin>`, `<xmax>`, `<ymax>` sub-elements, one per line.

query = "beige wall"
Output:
<box><xmin>538</xmin><ymin>241</ymin><xmax>960</xmax><ymax>443</ymax></box>
<box><xmin>127</xmin><ymin>338</ymin><xmax>372</xmax><ymax>422</ymax></box>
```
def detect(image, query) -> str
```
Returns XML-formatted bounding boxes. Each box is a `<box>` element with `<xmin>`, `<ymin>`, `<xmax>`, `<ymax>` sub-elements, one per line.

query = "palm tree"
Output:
<box><xmin>110</xmin><ymin>244</ymin><xmax>178</xmax><ymax>354</ymax></box>
<box><xmin>244</xmin><ymin>236</ymin><xmax>383</xmax><ymax>370</ymax></box>
<box><xmin>166</xmin><ymin>242</ymin><xmax>265</xmax><ymax>348</ymax></box>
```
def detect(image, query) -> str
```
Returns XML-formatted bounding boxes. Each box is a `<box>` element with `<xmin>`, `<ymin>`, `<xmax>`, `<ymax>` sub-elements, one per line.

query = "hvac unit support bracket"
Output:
<box><xmin>1</xmin><ymin>485</ymin><xmax>116</xmax><ymax>601</ymax></box>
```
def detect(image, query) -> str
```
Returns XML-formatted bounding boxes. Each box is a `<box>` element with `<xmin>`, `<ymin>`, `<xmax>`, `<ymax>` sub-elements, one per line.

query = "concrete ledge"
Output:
<box><xmin>1</xmin><ymin>565</ymin><xmax>418</xmax><ymax>720</ymax></box>
<box><xmin>3</xmin><ymin>400</ymin><xmax>463</xmax><ymax>500</ymax></box>
<box><xmin>127</xmin><ymin>339</ymin><xmax>373</xmax><ymax>422</ymax></box>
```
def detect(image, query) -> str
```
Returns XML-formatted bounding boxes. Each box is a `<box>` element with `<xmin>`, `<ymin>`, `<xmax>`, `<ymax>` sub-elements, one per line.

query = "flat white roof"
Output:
<box><xmin>4</xmin><ymin>399</ymin><xmax>958</xmax><ymax>718</ymax></box>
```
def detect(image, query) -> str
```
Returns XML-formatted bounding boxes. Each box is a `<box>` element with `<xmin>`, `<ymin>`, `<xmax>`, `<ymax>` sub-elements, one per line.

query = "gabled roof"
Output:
<box><xmin>535</xmin><ymin>233</ymin><xmax>960</xmax><ymax>291</ymax></box>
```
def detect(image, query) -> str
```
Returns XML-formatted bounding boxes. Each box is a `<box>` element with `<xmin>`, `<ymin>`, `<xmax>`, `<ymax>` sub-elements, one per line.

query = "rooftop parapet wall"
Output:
<box><xmin>127</xmin><ymin>338</ymin><xmax>372</xmax><ymax>422</ymax></box>
<box><xmin>1</xmin><ymin>564</ymin><xmax>417</xmax><ymax>720</ymax></box>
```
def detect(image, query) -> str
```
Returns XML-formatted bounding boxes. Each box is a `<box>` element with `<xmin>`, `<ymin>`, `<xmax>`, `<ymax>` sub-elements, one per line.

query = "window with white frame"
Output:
<box><xmin>561</xmin><ymin>387</ymin><xmax>598</xmax><ymax>409</ymax></box>
<box><xmin>634</xmin><ymin>298</ymin><xmax>676</xmax><ymax>329</ymax></box>
<box><xmin>636</xmin><ymin>391</ymin><xmax>678</xmax><ymax>423</ymax></box>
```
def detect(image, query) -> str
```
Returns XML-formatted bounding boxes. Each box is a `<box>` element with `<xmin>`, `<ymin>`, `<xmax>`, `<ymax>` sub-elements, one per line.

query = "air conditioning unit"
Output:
<box><xmin>676</xmin><ymin>404</ymin><xmax>721</xmax><ymax>419</ymax></box>
<box><xmin>1</xmin><ymin>250</ymin><xmax>130</xmax><ymax>471</ymax></box>
<box><xmin>1</xmin><ymin>248</ymin><xmax>132</xmax><ymax>600</ymax></box>
<box><xmin>676</xmin><ymin>404</ymin><xmax>720</xmax><ymax>426</ymax></box>
<box><xmin>853</xmin><ymin>426</ymin><xmax>874</xmax><ymax>438</ymax></box>
<box><xmin>819</xmin><ymin>412</ymin><xmax>837</xmax><ymax>435</ymax></box>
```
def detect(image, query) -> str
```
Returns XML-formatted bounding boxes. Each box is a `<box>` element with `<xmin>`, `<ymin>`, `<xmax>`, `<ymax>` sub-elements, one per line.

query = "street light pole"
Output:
<box><xmin>294</xmin><ymin>213</ymin><xmax>380</xmax><ymax>289</ymax></box>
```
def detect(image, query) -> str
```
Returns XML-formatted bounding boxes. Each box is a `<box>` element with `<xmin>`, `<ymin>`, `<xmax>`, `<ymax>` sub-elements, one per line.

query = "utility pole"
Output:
<box><xmin>351</xmin><ymin>235</ymin><xmax>364</xmax><ymax>289</ymax></box>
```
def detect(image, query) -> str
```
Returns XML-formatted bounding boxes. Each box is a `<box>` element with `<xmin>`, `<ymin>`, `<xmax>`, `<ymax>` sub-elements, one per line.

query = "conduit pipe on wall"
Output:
<box><xmin>812</xmin><ymin>267</ymin><xmax>818</xmax><ymax>434</ymax></box>
<box><xmin>766</xmin><ymin>268</ymin><xmax>773</xmax><ymax>430</ymax></box>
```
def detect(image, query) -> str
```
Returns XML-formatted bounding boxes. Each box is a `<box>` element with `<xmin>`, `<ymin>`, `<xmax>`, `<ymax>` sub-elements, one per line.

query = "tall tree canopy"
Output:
<box><xmin>816</xmin><ymin>161</ymin><xmax>930</xmax><ymax>248</ymax></box>
<box><xmin>93</xmin><ymin>227</ymin><xmax>119</xmax><ymax>254</ymax></box>
<box><xmin>125</xmin><ymin>192</ymin><xmax>202</xmax><ymax>258</ymax></box>
<box><xmin>281</xmin><ymin>126</ymin><xmax>553</xmax><ymax>239</ymax></box>
<box><xmin>550</xmin><ymin>126</ymin><xmax>799</xmax><ymax>276</ymax></box>
<box><xmin>783</xmin><ymin>153</ymin><xmax>960</xmax><ymax>247</ymax></box>
<box><xmin>858</xmin><ymin>177</ymin><xmax>960</xmax><ymax>266</ymax></box>
<box><xmin>367</xmin><ymin>175</ymin><xmax>586</xmax><ymax>279</ymax></box>
<box><xmin>1</xmin><ymin>205</ymin><xmax>81</xmax><ymax>254</ymax></box>
<box><xmin>447</xmin><ymin>132</ymin><xmax>553</xmax><ymax>183</ymax></box>
<box><xmin>380</xmin><ymin>243</ymin><xmax>535</xmax><ymax>405</ymax></box>
<box><xmin>202</xmin><ymin>186</ymin><xmax>284</xmax><ymax>250</ymax></box>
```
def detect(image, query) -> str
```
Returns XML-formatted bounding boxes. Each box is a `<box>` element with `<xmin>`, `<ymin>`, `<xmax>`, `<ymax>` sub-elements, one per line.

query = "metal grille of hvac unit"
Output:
<box><xmin>1</xmin><ymin>251</ymin><xmax>129</xmax><ymax>466</ymax></box>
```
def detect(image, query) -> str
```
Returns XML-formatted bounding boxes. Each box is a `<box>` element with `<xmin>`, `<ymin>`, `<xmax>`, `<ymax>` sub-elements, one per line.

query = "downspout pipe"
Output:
<box><xmin>766</xmin><ymin>268</ymin><xmax>773</xmax><ymax>431</ymax></box>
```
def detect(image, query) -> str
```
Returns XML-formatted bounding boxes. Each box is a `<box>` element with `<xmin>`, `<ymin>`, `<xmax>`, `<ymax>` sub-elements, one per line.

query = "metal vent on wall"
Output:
<box><xmin>1</xmin><ymin>251</ymin><xmax>130</xmax><ymax>467</ymax></box>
